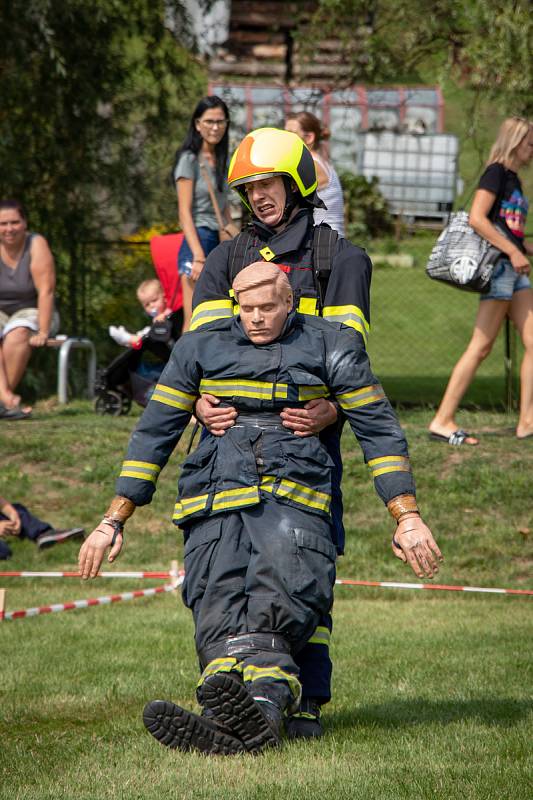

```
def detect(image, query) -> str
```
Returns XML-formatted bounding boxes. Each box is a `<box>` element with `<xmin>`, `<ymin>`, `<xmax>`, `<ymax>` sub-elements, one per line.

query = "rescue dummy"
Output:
<box><xmin>78</xmin><ymin>263</ymin><xmax>442</xmax><ymax>756</ymax></box>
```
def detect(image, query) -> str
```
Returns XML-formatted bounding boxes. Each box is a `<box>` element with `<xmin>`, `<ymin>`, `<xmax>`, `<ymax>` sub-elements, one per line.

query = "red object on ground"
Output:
<box><xmin>150</xmin><ymin>233</ymin><xmax>184</xmax><ymax>311</ymax></box>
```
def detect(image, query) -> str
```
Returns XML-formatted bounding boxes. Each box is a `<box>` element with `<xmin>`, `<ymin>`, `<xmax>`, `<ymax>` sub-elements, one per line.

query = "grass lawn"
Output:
<box><xmin>1</xmin><ymin>403</ymin><xmax>532</xmax><ymax>799</ymax></box>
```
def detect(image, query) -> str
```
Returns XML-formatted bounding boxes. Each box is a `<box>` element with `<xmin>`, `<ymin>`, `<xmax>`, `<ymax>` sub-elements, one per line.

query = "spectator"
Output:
<box><xmin>285</xmin><ymin>111</ymin><xmax>345</xmax><ymax>235</ymax></box>
<box><xmin>429</xmin><ymin>117</ymin><xmax>533</xmax><ymax>444</ymax></box>
<box><xmin>0</xmin><ymin>496</ymin><xmax>84</xmax><ymax>559</ymax></box>
<box><xmin>109</xmin><ymin>279</ymin><xmax>174</xmax><ymax>348</ymax></box>
<box><xmin>0</xmin><ymin>199</ymin><xmax>58</xmax><ymax>419</ymax></box>
<box><xmin>172</xmin><ymin>96</ymin><xmax>233</xmax><ymax>332</ymax></box>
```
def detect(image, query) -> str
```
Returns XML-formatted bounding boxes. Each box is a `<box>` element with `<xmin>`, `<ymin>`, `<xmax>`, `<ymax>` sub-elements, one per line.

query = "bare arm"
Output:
<box><xmin>313</xmin><ymin>154</ymin><xmax>330</xmax><ymax>192</ymax></box>
<box><xmin>29</xmin><ymin>235</ymin><xmax>56</xmax><ymax>346</ymax></box>
<box><xmin>177</xmin><ymin>178</ymin><xmax>205</xmax><ymax>281</ymax></box>
<box><xmin>469</xmin><ymin>189</ymin><xmax>530</xmax><ymax>273</ymax></box>
<box><xmin>0</xmin><ymin>497</ymin><xmax>21</xmax><ymax>535</ymax></box>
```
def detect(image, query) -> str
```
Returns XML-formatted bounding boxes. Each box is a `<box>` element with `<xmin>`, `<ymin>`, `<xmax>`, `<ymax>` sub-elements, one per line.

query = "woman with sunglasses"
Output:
<box><xmin>172</xmin><ymin>96</ymin><xmax>232</xmax><ymax>331</ymax></box>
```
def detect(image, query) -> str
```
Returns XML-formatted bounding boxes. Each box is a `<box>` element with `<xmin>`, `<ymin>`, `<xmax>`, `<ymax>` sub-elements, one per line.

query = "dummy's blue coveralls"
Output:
<box><xmin>115</xmin><ymin>311</ymin><xmax>415</xmax><ymax>709</ymax></box>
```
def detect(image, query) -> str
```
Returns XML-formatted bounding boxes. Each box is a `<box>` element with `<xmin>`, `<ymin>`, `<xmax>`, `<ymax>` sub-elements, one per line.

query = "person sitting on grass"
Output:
<box><xmin>0</xmin><ymin>496</ymin><xmax>84</xmax><ymax>560</ymax></box>
<box><xmin>78</xmin><ymin>262</ymin><xmax>442</xmax><ymax>757</ymax></box>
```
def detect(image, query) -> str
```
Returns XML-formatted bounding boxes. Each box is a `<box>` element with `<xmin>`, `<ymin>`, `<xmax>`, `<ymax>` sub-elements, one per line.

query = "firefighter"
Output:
<box><xmin>191</xmin><ymin>127</ymin><xmax>372</xmax><ymax>737</ymax></box>
<box><xmin>78</xmin><ymin>263</ymin><xmax>442</xmax><ymax>757</ymax></box>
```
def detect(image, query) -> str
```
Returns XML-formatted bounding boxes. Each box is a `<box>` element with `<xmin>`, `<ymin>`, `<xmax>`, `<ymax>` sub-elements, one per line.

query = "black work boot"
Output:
<box><xmin>200</xmin><ymin>673</ymin><xmax>284</xmax><ymax>753</ymax></box>
<box><xmin>284</xmin><ymin>698</ymin><xmax>323</xmax><ymax>739</ymax></box>
<box><xmin>143</xmin><ymin>699</ymin><xmax>244</xmax><ymax>756</ymax></box>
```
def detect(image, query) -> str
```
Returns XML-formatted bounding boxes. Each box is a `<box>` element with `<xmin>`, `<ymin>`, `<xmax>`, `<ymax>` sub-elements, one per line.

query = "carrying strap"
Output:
<box><xmin>199</xmin><ymin>160</ymin><xmax>226</xmax><ymax>229</ymax></box>
<box><xmin>227</xmin><ymin>224</ymin><xmax>339</xmax><ymax>313</ymax></box>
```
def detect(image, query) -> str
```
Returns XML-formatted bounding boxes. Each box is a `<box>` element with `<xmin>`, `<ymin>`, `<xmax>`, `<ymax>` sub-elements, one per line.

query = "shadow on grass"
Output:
<box><xmin>328</xmin><ymin>696</ymin><xmax>532</xmax><ymax>730</ymax></box>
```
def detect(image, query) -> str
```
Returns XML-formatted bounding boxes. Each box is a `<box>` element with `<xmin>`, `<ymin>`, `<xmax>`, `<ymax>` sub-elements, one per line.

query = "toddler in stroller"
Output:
<box><xmin>95</xmin><ymin>235</ymin><xmax>184</xmax><ymax>416</ymax></box>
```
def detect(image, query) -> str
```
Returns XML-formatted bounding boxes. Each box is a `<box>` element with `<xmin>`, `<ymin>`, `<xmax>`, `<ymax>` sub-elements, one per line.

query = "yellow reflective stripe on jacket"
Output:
<box><xmin>337</xmin><ymin>384</ymin><xmax>385</xmax><ymax>410</ymax></box>
<box><xmin>297</xmin><ymin>296</ymin><xmax>318</xmax><ymax>316</ymax></box>
<box><xmin>199</xmin><ymin>378</ymin><xmax>288</xmax><ymax>401</ymax></box>
<box><xmin>322</xmin><ymin>304</ymin><xmax>370</xmax><ymax>344</ymax></box>
<box><xmin>119</xmin><ymin>460</ymin><xmax>161</xmax><ymax>482</ymax></box>
<box><xmin>298</xmin><ymin>384</ymin><xmax>329</xmax><ymax>402</ymax></box>
<box><xmin>367</xmin><ymin>455</ymin><xmax>411</xmax><ymax>478</ymax></box>
<box><xmin>190</xmin><ymin>299</ymin><xmax>234</xmax><ymax>330</ymax></box>
<box><xmin>307</xmin><ymin>625</ymin><xmax>331</xmax><ymax>646</ymax></box>
<box><xmin>276</xmin><ymin>478</ymin><xmax>331</xmax><ymax>513</ymax></box>
<box><xmin>242</xmin><ymin>664</ymin><xmax>301</xmax><ymax>701</ymax></box>
<box><xmin>173</xmin><ymin>493</ymin><xmax>209</xmax><ymax>522</ymax></box>
<box><xmin>212</xmin><ymin>486</ymin><xmax>260</xmax><ymax>512</ymax></box>
<box><xmin>151</xmin><ymin>384</ymin><xmax>197</xmax><ymax>412</ymax></box>
<box><xmin>198</xmin><ymin>657</ymin><xmax>241</xmax><ymax>688</ymax></box>
<box><xmin>260</xmin><ymin>475</ymin><xmax>275</xmax><ymax>493</ymax></box>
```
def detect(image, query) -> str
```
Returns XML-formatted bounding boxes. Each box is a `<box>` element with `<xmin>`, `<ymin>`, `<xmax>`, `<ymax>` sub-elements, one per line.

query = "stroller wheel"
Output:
<box><xmin>95</xmin><ymin>390</ymin><xmax>126</xmax><ymax>416</ymax></box>
<box><xmin>119</xmin><ymin>396</ymin><xmax>132</xmax><ymax>415</ymax></box>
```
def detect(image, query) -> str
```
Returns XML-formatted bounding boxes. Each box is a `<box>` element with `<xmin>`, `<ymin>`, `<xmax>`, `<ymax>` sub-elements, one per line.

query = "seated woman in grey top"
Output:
<box><xmin>0</xmin><ymin>199</ymin><xmax>58</xmax><ymax>418</ymax></box>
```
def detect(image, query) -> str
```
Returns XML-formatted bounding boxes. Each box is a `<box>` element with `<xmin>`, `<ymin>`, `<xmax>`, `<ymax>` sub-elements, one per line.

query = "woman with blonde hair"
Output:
<box><xmin>285</xmin><ymin>110</ymin><xmax>345</xmax><ymax>235</ymax></box>
<box><xmin>429</xmin><ymin>116</ymin><xmax>533</xmax><ymax>444</ymax></box>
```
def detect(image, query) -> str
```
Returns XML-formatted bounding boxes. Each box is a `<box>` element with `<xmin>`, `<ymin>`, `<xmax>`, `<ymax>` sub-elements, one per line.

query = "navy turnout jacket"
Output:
<box><xmin>115</xmin><ymin>313</ymin><xmax>415</xmax><ymax>527</ymax></box>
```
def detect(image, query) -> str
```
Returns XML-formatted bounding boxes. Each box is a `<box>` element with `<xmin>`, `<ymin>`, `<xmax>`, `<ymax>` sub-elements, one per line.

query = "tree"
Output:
<box><xmin>0</xmin><ymin>0</ymin><xmax>205</xmax><ymax>335</ymax></box>
<box><xmin>297</xmin><ymin>0</ymin><xmax>531</xmax><ymax>115</ymax></box>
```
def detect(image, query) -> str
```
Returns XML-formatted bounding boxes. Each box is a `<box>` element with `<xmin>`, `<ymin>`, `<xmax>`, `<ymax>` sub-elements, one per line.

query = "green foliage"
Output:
<box><xmin>298</xmin><ymin>1</ymin><xmax>532</xmax><ymax>115</ymax></box>
<box><xmin>341</xmin><ymin>173</ymin><xmax>394</xmax><ymax>242</ymax></box>
<box><xmin>0</xmin><ymin>0</ymin><xmax>206</xmax><ymax>336</ymax></box>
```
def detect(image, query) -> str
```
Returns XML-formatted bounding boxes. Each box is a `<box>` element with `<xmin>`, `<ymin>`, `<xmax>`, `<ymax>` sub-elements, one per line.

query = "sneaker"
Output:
<box><xmin>143</xmin><ymin>699</ymin><xmax>244</xmax><ymax>756</ymax></box>
<box><xmin>201</xmin><ymin>673</ymin><xmax>282</xmax><ymax>753</ymax></box>
<box><xmin>37</xmin><ymin>527</ymin><xmax>85</xmax><ymax>549</ymax></box>
<box><xmin>284</xmin><ymin>698</ymin><xmax>323</xmax><ymax>739</ymax></box>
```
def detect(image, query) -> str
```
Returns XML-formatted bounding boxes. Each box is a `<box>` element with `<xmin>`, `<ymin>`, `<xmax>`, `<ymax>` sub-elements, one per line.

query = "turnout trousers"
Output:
<box><xmin>181</xmin><ymin>498</ymin><xmax>337</xmax><ymax>705</ymax></box>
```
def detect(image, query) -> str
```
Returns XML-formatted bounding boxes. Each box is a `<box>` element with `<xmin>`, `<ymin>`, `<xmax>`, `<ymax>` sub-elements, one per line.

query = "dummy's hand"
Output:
<box><xmin>280</xmin><ymin>398</ymin><xmax>338</xmax><ymax>437</ymax></box>
<box><xmin>195</xmin><ymin>394</ymin><xmax>237</xmax><ymax>437</ymax></box>
<box><xmin>510</xmin><ymin>249</ymin><xmax>531</xmax><ymax>275</ymax></box>
<box><xmin>0</xmin><ymin>520</ymin><xmax>15</xmax><ymax>537</ymax></box>
<box><xmin>392</xmin><ymin>516</ymin><xmax>443</xmax><ymax>579</ymax></box>
<box><xmin>29</xmin><ymin>331</ymin><xmax>48</xmax><ymax>347</ymax></box>
<box><xmin>78</xmin><ymin>521</ymin><xmax>124</xmax><ymax>579</ymax></box>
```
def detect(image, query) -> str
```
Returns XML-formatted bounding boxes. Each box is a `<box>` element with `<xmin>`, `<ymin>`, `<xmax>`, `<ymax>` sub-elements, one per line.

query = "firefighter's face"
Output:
<box><xmin>238</xmin><ymin>282</ymin><xmax>292</xmax><ymax>344</ymax></box>
<box><xmin>245</xmin><ymin>176</ymin><xmax>287</xmax><ymax>228</ymax></box>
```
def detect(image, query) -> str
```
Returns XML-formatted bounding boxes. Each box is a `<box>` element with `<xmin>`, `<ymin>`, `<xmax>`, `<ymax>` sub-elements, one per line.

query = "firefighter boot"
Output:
<box><xmin>200</xmin><ymin>672</ymin><xmax>287</xmax><ymax>753</ymax></box>
<box><xmin>143</xmin><ymin>699</ymin><xmax>245</xmax><ymax>756</ymax></box>
<box><xmin>284</xmin><ymin>698</ymin><xmax>323</xmax><ymax>739</ymax></box>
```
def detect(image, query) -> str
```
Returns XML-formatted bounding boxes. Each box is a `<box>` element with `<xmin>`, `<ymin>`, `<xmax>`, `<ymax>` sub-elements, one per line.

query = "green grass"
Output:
<box><xmin>1</xmin><ymin>403</ymin><xmax>532</xmax><ymax>799</ymax></box>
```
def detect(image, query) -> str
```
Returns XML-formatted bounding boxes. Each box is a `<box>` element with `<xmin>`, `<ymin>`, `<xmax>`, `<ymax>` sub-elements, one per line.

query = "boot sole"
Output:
<box><xmin>201</xmin><ymin>674</ymin><xmax>280</xmax><ymax>753</ymax></box>
<box><xmin>143</xmin><ymin>699</ymin><xmax>244</xmax><ymax>756</ymax></box>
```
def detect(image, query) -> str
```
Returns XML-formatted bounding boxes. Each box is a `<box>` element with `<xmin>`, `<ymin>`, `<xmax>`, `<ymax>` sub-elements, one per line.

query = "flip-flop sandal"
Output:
<box><xmin>0</xmin><ymin>403</ymin><xmax>32</xmax><ymax>420</ymax></box>
<box><xmin>429</xmin><ymin>429</ymin><xmax>477</xmax><ymax>446</ymax></box>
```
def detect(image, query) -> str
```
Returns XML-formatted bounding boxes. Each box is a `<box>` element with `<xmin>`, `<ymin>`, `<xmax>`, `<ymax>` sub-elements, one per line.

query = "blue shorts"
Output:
<box><xmin>178</xmin><ymin>227</ymin><xmax>220</xmax><ymax>277</ymax></box>
<box><xmin>481</xmin><ymin>258</ymin><xmax>531</xmax><ymax>301</ymax></box>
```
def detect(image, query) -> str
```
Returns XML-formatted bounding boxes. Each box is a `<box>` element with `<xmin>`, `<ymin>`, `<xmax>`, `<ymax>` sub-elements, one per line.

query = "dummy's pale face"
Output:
<box><xmin>238</xmin><ymin>282</ymin><xmax>292</xmax><ymax>344</ymax></box>
<box><xmin>245</xmin><ymin>176</ymin><xmax>287</xmax><ymax>228</ymax></box>
<box><xmin>138</xmin><ymin>286</ymin><xmax>166</xmax><ymax>317</ymax></box>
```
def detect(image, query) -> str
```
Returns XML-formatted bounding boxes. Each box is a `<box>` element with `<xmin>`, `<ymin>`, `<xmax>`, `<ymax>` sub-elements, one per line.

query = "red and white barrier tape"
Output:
<box><xmin>2</xmin><ymin>577</ymin><xmax>183</xmax><ymax>622</ymax></box>
<box><xmin>335</xmin><ymin>579</ymin><xmax>533</xmax><ymax>596</ymax></box>
<box><xmin>0</xmin><ymin>571</ymin><xmax>177</xmax><ymax>579</ymax></box>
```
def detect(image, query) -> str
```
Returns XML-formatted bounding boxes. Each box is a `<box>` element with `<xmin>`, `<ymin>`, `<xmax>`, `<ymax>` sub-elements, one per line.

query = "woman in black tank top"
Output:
<box><xmin>429</xmin><ymin>117</ymin><xmax>533</xmax><ymax>444</ymax></box>
<box><xmin>0</xmin><ymin>199</ymin><xmax>56</xmax><ymax>418</ymax></box>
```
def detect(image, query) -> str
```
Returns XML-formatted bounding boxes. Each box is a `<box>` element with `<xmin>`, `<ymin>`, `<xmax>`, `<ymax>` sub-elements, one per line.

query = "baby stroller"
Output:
<box><xmin>94</xmin><ymin>234</ymin><xmax>184</xmax><ymax>416</ymax></box>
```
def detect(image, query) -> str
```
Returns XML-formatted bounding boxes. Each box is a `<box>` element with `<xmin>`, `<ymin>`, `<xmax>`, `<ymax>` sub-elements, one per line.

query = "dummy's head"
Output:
<box><xmin>232</xmin><ymin>262</ymin><xmax>293</xmax><ymax>344</ymax></box>
<box><xmin>136</xmin><ymin>279</ymin><xmax>166</xmax><ymax>318</ymax></box>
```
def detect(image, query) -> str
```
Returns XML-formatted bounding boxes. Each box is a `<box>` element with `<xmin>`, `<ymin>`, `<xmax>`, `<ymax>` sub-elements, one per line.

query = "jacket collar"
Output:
<box><xmin>252</xmin><ymin>208</ymin><xmax>313</xmax><ymax>255</ymax></box>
